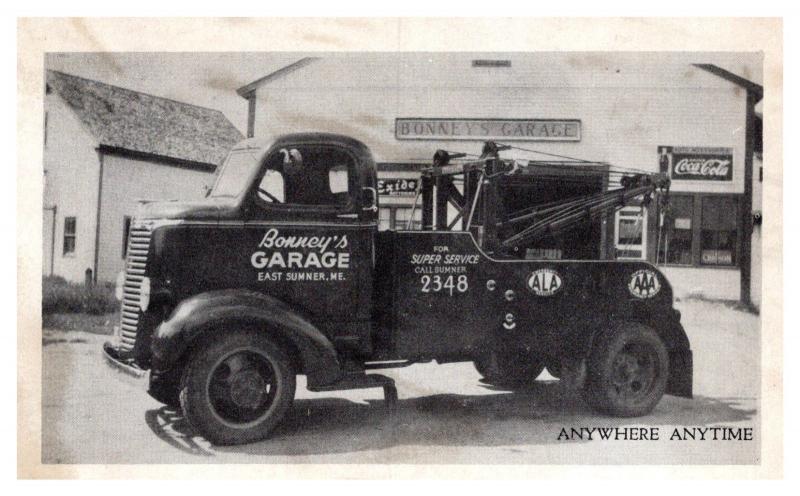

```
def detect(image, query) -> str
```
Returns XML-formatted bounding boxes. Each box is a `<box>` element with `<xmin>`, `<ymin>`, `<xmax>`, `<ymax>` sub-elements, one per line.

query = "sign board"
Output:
<box><xmin>701</xmin><ymin>250</ymin><xmax>733</xmax><ymax>265</ymax></box>
<box><xmin>658</xmin><ymin>146</ymin><xmax>733</xmax><ymax>181</ymax></box>
<box><xmin>377</xmin><ymin>178</ymin><xmax>418</xmax><ymax>196</ymax></box>
<box><xmin>396</xmin><ymin>118</ymin><xmax>581</xmax><ymax>141</ymax></box>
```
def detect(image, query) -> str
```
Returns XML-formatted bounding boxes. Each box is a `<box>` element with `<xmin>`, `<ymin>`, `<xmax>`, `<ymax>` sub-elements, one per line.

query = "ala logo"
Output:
<box><xmin>527</xmin><ymin>269</ymin><xmax>563</xmax><ymax>297</ymax></box>
<box><xmin>628</xmin><ymin>269</ymin><xmax>661</xmax><ymax>298</ymax></box>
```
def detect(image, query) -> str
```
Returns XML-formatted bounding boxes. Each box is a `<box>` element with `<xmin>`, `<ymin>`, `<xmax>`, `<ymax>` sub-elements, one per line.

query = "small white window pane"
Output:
<box><xmin>329</xmin><ymin>164</ymin><xmax>349</xmax><ymax>194</ymax></box>
<box><xmin>258</xmin><ymin>170</ymin><xmax>285</xmax><ymax>203</ymax></box>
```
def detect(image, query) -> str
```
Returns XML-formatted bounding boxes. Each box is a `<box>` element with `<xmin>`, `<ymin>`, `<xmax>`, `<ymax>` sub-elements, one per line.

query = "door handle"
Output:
<box><xmin>362</xmin><ymin>187</ymin><xmax>378</xmax><ymax>212</ymax></box>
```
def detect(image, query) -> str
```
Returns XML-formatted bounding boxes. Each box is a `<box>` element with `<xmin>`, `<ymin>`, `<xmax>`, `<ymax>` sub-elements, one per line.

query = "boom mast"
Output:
<box><xmin>418</xmin><ymin>141</ymin><xmax>671</xmax><ymax>253</ymax></box>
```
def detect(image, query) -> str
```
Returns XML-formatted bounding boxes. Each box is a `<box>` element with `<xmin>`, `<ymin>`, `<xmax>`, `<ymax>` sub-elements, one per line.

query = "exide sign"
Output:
<box><xmin>658</xmin><ymin>146</ymin><xmax>733</xmax><ymax>181</ymax></box>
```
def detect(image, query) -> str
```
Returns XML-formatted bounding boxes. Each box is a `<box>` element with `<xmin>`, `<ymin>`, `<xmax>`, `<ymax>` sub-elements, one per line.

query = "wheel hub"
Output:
<box><xmin>228</xmin><ymin>369</ymin><xmax>267</xmax><ymax>409</ymax></box>
<box><xmin>612</xmin><ymin>352</ymin><xmax>650</xmax><ymax>396</ymax></box>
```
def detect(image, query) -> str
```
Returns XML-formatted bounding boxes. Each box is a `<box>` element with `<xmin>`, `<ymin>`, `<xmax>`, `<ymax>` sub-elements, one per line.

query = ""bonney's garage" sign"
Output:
<box><xmin>396</xmin><ymin>118</ymin><xmax>581</xmax><ymax>141</ymax></box>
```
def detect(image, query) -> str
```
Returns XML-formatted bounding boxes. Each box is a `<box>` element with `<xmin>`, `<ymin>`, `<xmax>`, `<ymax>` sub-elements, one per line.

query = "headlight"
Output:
<box><xmin>139</xmin><ymin>277</ymin><xmax>151</xmax><ymax>312</ymax></box>
<box><xmin>115</xmin><ymin>271</ymin><xmax>125</xmax><ymax>301</ymax></box>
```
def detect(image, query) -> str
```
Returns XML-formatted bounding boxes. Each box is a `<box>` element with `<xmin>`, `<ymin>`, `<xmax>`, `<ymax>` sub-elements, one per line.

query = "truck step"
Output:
<box><xmin>308</xmin><ymin>373</ymin><xmax>398</xmax><ymax>408</ymax></box>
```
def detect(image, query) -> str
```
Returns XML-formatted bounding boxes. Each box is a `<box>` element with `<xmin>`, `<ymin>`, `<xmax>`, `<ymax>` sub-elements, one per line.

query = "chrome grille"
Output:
<box><xmin>119</xmin><ymin>222</ymin><xmax>152</xmax><ymax>352</ymax></box>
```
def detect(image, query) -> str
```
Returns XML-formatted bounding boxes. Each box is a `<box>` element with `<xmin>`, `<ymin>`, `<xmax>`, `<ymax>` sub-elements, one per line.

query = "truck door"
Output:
<box><xmin>239</xmin><ymin>143</ymin><xmax>376</xmax><ymax>352</ymax></box>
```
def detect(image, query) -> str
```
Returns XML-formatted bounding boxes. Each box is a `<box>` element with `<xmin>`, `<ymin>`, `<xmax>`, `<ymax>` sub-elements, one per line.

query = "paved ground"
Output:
<box><xmin>41</xmin><ymin>300</ymin><xmax>760</xmax><ymax>464</ymax></box>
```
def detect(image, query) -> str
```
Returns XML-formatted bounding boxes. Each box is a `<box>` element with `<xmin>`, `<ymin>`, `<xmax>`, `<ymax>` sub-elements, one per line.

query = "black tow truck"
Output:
<box><xmin>104</xmin><ymin>132</ymin><xmax>692</xmax><ymax>445</ymax></box>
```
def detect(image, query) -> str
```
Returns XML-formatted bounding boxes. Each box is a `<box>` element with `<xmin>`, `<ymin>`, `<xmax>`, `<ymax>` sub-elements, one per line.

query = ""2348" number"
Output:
<box><xmin>420</xmin><ymin>274</ymin><xmax>469</xmax><ymax>296</ymax></box>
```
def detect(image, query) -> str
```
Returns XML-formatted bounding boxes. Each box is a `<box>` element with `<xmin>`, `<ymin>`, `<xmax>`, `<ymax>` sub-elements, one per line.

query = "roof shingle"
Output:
<box><xmin>47</xmin><ymin>70</ymin><xmax>243</xmax><ymax>167</ymax></box>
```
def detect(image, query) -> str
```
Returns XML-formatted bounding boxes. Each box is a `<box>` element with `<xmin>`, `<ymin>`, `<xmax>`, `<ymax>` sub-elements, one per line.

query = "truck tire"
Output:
<box><xmin>582</xmin><ymin>322</ymin><xmax>669</xmax><ymax>417</ymax></box>
<box><xmin>179</xmin><ymin>330</ymin><xmax>296</xmax><ymax>445</ymax></box>
<box><xmin>474</xmin><ymin>350</ymin><xmax>545</xmax><ymax>386</ymax></box>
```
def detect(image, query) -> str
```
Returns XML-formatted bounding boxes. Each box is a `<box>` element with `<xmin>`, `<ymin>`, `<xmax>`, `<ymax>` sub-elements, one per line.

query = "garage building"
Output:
<box><xmin>236</xmin><ymin>53</ymin><xmax>763</xmax><ymax>306</ymax></box>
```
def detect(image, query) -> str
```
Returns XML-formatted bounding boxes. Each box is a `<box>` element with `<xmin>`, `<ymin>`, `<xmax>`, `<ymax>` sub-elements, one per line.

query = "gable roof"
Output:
<box><xmin>47</xmin><ymin>70</ymin><xmax>244</xmax><ymax>168</ymax></box>
<box><xmin>236</xmin><ymin>57</ymin><xmax>319</xmax><ymax>97</ymax></box>
<box><xmin>693</xmin><ymin>64</ymin><xmax>764</xmax><ymax>101</ymax></box>
<box><xmin>236</xmin><ymin>54</ymin><xmax>764</xmax><ymax>94</ymax></box>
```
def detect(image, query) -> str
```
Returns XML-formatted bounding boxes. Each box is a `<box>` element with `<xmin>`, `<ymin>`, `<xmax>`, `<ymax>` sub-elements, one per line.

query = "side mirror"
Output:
<box><xmin>202</xmin><ymin>184</ymin><xmax>211</xmax><ymax>198</ymax></box>
<box><xmin>362</xmin><ymin>187</ymin><xmax>378</xmax><ymax>212</ymax></box>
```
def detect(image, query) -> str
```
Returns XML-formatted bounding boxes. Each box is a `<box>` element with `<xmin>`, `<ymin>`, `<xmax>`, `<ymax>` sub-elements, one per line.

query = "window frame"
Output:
<box><xmin>62</xmin><ymin>216</ymin><xmax>76</xmax><ymax>256</ymax></box>
<box><xmin>698</xmin><ymin>196</ymin><xmax>740</xmax><ymax>267</ymax></box>
<box><xmin>614</xmin><ymin>206</ymin><xmax>648</xmax><ymax>260</ymax></box>
<box><xmin>250</xmin><ymin>144</ymin><xmax>359</xmax><ymax>214</ymax></box>
<box><xmin>378</xmin><ymin>205</ymin><xmax>422</xmax><ymax>231</ymax></box>
<box><xmin>657</xmin><ymin>193</ymin><xmax>742</xmax><ymax>269</ymax></box>
<box><xmin>659</xmin><ymin>195</ymin><xmax>695</xmax><ymax>267</ymax></box>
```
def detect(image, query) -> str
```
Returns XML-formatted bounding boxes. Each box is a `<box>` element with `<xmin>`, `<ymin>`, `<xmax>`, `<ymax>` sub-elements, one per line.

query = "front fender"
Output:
<box><xmin>151</xmin><ymin>289</ymin><xmax>342</xmax><ymax>387</ymax></box>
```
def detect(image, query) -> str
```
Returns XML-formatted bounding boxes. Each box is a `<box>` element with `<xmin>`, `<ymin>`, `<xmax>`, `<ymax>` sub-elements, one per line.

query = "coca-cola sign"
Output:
<box><xmin>658</xmin><ymin>146</ymin><xmax>733</xmax><ymax>181</ymax></box>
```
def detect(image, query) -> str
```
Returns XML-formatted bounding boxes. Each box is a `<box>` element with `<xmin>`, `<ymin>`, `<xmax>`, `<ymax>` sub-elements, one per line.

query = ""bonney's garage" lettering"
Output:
<box><xmin>395</xmin><ymin>118</ymin><xmax>581</xmax><ymax>142</ymax></box>
<box><xmin>251</xmin><ymin>228</ymin><xmax>351</xmax><ymax>270</ymax></box>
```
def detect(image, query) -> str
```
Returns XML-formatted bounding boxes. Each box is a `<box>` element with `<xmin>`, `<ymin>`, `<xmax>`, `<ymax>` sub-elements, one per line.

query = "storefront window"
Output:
<box><xmin>701</xmin><ymin>197</ymin><xmax>738</xmax><ymax>266</ymax></box>
<box><xmin>379</xmin><ymin>208</ymin><xmax>392</xmax><ymax>231</ymax></box>
<box><xmin>395</xmin><ymin>207</ymin><xmax>422</xmax><ymax>230</ymax></box>
<box><xmin>378</xmin><ymin>206</ymin><xmax>422</xmax><ymax>231</ymax></box>
<box><xmin>657</xmin><ymin>194</ymin><xmax>740</xmax><ymax>268</ymax></box>
<box><xmin>660</xmin><ymin>196</ymin><xmax>693</xmax><ymax>265</ymax></box>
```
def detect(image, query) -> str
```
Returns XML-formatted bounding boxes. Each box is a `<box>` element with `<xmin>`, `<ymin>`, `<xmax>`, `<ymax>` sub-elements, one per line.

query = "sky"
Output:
<box><xmin>45</xmin><ymin>52</ymin><xmax>764</xmax><ymax>136</ymax></box>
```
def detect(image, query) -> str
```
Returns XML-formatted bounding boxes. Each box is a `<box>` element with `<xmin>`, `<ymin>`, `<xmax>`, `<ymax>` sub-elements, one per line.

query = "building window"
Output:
<box><xmin>395</xmin><ymin>207</ymin><xmax>422</xmax><ymax>230</ymax></box>
<box><xmin>378</xmin><ymin>206</ymin><xmax>422</xmax><ymax>231</ymax></box>
<box><xmin>700</xmin><ymin>196</ymin><xmax>738</xmax><ymax>266</ymax></box>
<box><xmin>657</xmin><ymin>194</ymin><xmax>740</xmax><ymax>268</ymax></box>
<box><xmin>615</xmin><ymin>207</ymin><xmax>647</xmax><ymax>260</ymax></box>
<box><xmin>661</xmin><ymin>196</ymin><xmax>694</xmax><ymax>265</ymax></box>
<box><xmin>379</xmin><ymin>208</ymin><xmax>392</xmax><ymax>231</ymax></box>
<box><xmin>63</xmin><ymin>217</ymin><xmax>76</xmax><ymax>256</ymax></box>
<box><xmin>122</xmin><ymin>216</ymin><xmax>132</xmax><ymax>258</ymax></box>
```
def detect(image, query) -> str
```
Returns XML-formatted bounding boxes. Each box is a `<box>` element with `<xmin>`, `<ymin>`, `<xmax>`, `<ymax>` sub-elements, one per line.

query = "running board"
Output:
<box><xmin>308</xmin><ymin>373</ymin><xmax>398</xmax><ymax>407</ymax></box>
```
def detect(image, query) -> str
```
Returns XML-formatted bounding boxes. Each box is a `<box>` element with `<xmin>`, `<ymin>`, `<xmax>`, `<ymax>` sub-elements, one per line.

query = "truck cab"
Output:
<box><xmin>104</xmin><ymin>132</ymin><xmax>692</xmax><ymax>446</ymax></box>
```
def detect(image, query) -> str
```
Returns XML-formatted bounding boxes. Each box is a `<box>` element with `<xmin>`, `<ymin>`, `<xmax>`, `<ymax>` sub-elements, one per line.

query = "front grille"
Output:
<box><xmin>119</xmin><ymin>222</ymin><xmax>153</xmax><ymax>352</ymax></box>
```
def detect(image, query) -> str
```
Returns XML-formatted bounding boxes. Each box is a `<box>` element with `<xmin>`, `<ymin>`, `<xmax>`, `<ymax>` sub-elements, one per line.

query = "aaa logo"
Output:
<box><xmin>628</xmin><ymin>269</ymin><xmax>661</xmax><ymax>299</ymax></box>
<box><xmin>527</xmin><ymin>269</ymin><xmax>563</xmax><ymax>297</ymax></box>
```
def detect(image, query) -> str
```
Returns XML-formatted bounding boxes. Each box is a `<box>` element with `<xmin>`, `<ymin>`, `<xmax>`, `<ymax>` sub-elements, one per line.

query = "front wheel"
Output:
<box><xmin>582</xmin><ymin>322</ymin><xmax>669</xmax><ymax>417</ymax></box>
<box><xmin>179</xmin><ymin>330</ymin><xmax>296</xmax><ymax>445</ymax></box>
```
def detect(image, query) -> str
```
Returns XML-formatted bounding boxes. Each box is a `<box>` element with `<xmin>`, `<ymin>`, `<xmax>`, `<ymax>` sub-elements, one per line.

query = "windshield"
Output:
<box><xmin>210</xmin><ymin>151</ymin><xmax>259</xmax><ymax>198</ymax></box>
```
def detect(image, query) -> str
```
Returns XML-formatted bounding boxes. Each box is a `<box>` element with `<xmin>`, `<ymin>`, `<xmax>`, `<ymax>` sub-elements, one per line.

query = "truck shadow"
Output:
<box><xmin>144</xmin><ymin>381</ymin><xmax>757</xmax><ymax>459</ymax></box>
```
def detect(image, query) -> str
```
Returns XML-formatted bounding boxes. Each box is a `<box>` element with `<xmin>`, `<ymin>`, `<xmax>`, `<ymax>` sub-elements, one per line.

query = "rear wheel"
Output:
<box><xmin>179</xmin><ymin>330</ymin><xmax>296</xmax><ymax>445</ymax></box>
<box><xmin>474</xmin><ymin>349</ymin><xmax>545</xmax><ymax>386</ymax></box>
<box><xmin>583</xmin><ymin>322</ymin><xmax>668</xmax><ymax>417</ymax></box>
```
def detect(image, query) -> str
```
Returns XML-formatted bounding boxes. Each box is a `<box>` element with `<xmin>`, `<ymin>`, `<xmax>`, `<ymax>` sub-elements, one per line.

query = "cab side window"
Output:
<box><xmin>257</xmin><ymin>169</ymin><xmax>285</xmax><ymax>203</ymax></box>
<box><xmin>256</xmin><ymin>146</ymin><xmax>353</xmax><ymax>208</ymax></box>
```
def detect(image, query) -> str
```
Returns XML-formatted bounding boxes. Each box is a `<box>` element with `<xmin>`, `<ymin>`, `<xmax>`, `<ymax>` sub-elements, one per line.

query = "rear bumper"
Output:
<box><xmin>102</xmin><ymin>341</ymin><xmax>148</xmax><ymax>384</ymax></box>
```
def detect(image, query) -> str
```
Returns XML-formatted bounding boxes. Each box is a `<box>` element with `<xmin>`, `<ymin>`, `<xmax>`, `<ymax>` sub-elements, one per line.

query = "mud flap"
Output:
<box><xmin>666</xmin><ymin>348</ymin><xmax>693</xmax><ymax>398</ymax></box>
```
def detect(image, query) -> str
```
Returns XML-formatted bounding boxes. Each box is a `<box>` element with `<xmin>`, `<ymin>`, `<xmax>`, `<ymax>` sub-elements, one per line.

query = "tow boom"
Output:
<box><xmin>416</xmin><ymin>141</ymin><xmax>671</xmax><ymax>253</ymax></box>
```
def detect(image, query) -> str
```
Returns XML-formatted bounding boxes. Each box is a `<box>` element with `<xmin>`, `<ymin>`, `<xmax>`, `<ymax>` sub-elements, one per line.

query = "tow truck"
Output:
<box><xmin>104</xmin><ymin>132</ymin><xmax>692</xmax><ymax>445</ymax></box>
